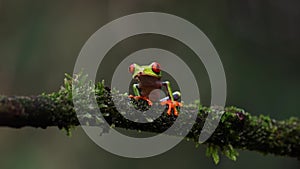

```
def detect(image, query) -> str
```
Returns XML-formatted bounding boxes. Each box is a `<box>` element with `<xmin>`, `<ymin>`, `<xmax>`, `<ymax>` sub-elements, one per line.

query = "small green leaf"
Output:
<box><xmin>206</xmin><ymin>145</ymin><xmax>220</xmax><ymax>164</ymax></box>
<box><xmin>212</xmin><ymin>149</ymin><xmax>220</xmax><ymax>164</ymax></box>
<box><xmin>223</xmin><ymin>144</ymin><xmax>239</xmax><ymax>161</ymax></box>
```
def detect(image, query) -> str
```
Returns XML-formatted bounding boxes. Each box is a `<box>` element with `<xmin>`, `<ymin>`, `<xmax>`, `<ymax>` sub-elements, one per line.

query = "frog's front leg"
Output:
<box><xmin>128</xmin><ymin>83</ymin><xmax>153</xmax><ymax>106</ymax></box>
<box><xmin>160</xmin><ymin>81</ymin><xmax>182</xmax><ymax>116</ymax></box>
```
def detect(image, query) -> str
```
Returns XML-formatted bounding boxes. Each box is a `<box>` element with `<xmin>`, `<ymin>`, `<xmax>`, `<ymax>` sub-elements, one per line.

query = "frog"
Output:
<box><xmin>128</xmin><ymin>62</ymin><xmax>182</xmax><ymax>116</ymax></box>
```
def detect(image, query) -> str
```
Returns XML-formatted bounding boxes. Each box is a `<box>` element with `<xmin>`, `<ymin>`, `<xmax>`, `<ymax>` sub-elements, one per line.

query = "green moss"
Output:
<box><xmin>1</xmin><ymin>72</ymin><xmax>299</xmax><ymax>163</ymax></box>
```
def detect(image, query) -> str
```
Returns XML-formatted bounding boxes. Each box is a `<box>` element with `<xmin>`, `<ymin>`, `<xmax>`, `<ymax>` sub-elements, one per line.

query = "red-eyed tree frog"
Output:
<box><xmin>128</xmin><ymin>62</ymin><xmax>182</xmax><ymax>116</ymax></box>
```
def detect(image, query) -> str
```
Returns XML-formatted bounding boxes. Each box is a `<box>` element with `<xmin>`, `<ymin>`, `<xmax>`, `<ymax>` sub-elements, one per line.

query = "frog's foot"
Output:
<box><xmin>160</xmin><ymin>100</ymin><xmax>183</xmax><ymax>116</ymax></box>
<box><xmin>128</xmin><ymin>95</ymin><xmax>153</xmax><ymax>106</ymax></box>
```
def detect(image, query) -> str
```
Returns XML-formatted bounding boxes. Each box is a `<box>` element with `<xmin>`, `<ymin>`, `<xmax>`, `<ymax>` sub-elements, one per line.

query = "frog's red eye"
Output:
<box><xmin>129</xmin><ymin>64</ymin><xmax>135</xmax><ymax>74</ymax></box>
<box><xmin>152</xmin><ymin>62</ymin><xmax>161</xmax><ymax>74</ymax></box>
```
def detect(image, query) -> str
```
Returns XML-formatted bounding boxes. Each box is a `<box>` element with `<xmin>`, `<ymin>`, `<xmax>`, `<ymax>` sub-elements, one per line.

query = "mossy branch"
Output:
<box><xmin>0</xmin><ymin>73</ymin><xmax>299</xmax><ymax>163</ymax></box>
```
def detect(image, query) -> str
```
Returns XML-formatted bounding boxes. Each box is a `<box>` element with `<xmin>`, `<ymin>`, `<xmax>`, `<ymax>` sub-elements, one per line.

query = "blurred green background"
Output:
<box><xmin>0</xmin><ymin>0</ymin><xmax>299</xmax><ymax>169</ymax></box>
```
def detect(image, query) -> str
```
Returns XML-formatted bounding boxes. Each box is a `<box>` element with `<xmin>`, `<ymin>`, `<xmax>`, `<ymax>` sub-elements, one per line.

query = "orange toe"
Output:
<box><xmin>173</xmin><ymin>108</ymin><xmax>178</xmax><ymax>116</ymax></box>
<box><xmin>166</xmin><ymin>106</ymin><xmax>172</xmax><ymax>115</ymax></box>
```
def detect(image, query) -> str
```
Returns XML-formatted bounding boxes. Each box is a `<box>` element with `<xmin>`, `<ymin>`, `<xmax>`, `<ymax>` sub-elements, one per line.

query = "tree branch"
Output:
<box><xmin>0</xmin><ymin>74</ymin><xmax>299</xmax><ymax>163</ymax></box>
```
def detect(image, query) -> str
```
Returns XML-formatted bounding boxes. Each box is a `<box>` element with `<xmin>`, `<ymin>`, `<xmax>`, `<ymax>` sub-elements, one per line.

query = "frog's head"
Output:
<box><xmin>129</xmin><ymin>62</ymin><xmax>162</xmax><ymax>79</ymax></box>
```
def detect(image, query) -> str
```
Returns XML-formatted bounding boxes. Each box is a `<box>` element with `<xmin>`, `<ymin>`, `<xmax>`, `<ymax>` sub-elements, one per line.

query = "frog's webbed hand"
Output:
<box><xmin>128</xmin><ymin>84</ymin><xmax>153</xmax><ymax>106</ymax></box>
<box><xmin>161</xmin><ymin>81</ymin><xmax>182</xmax><ymax>116</ymax></box>
<box><xmin>161</xmin><ymin>100</ymin><xmax>182</xmax><ymax>116</ymax></box>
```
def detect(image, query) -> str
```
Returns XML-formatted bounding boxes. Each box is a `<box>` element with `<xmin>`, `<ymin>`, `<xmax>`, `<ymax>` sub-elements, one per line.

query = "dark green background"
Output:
<box><xmin>0</xmin><ymin>0</ymin><xmax>299</xmax><ymax>169</ymax></box>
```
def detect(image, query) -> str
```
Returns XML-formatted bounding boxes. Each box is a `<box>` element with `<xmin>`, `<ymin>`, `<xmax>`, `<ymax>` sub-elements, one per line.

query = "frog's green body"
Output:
<box><xmin>128</xmin><ymin>62</ymin><xmax>182</xmax><ymax>116</ymax></box>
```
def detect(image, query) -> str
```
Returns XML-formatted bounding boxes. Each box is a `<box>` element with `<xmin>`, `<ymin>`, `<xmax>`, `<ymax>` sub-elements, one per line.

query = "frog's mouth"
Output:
<box><xmin>134</xmin><ymin>71</ymin><xmax>160</xmax><ymax>79</ymax></box>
